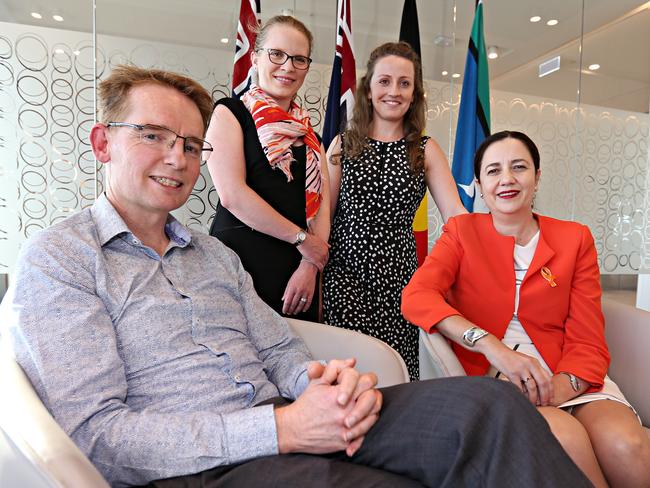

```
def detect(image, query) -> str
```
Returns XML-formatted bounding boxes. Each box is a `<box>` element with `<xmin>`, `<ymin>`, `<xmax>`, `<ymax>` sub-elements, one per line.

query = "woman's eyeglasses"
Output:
<box><xmin>256</xmin><ymin>48</ymin><xmax>312</xmax><ymax>70</ymax></box>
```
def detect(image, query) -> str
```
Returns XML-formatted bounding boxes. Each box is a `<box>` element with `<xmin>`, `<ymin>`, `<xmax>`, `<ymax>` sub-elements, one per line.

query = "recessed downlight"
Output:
<box><xmin>31</xmin><ymin>12</ymin><xmax>42</xmax><ymax>19</ymax></box>
<box><xmin>546</xmin><ymin>19</ymin><xmax>559</xmax><ymax>26</ymax></box>
<box><xmin>588</xmin><ymin>63</ymin><xmax>600</xmax><ymax>71</ymax></box>
<box><xmin>53</xmin><ymin>14</ymin><xmax>64</xmax><ymax>22</ymax></box>
<box><xmin>529</xmin><ymin>16</ymin><xmax>541</xmax><ymax>23</ymax></box>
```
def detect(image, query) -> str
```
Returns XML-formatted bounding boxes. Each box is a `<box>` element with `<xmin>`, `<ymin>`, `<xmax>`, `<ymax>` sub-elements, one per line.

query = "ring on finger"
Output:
<box><xmin>299</xmin><ymin>297</ymin><xmax>308</xmax><ymax>303</ymax></box>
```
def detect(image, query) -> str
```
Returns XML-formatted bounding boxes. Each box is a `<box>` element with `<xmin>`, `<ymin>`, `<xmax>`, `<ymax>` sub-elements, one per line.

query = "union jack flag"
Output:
<box><xmin>232</xmin><ymin>0</ymin><xmax>261</xmax><ymax>99</ymax></box>
<box><xmin>323</xmin><ymin>0</ymin><xmax>355</xmax><ymax>150</ymax></box>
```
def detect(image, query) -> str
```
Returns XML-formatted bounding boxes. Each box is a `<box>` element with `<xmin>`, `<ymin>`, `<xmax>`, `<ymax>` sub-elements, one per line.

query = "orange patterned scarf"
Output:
<box><xmin>242</xmin><ymin>84</ymin><xmax>322</xmax><ymax>224</ymax></box>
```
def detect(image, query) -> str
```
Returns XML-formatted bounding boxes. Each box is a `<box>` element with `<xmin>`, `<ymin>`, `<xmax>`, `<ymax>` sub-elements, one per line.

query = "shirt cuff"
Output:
<box><xmin>222</xmin><ymin>404</ymin><xmax>278</xmax><ymax>464</ymax></box>
<box><xmin>294</xmin><ymin>367</ymin><xmax>311</xmax><ymax>397</ymax></box>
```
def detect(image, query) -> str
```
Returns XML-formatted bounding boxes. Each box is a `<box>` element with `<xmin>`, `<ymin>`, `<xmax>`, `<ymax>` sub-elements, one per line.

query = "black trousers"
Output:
<box><xmin>144</xmin><ymin>378</ymin><xmax>592</xmax><ymax>488</ymax></box>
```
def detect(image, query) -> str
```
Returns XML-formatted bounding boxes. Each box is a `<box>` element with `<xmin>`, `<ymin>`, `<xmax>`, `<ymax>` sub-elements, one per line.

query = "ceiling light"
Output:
<box><xmin>546</xmin><ymin>19</ymin><xmax>558</xmax><ymax>26</ymax></box>
<box><xmin>52</xmin><ymin>14</ymin><xmax>64</xmax><ymax>22</ymax></box>
<box><xmin>529</xmin><ymin>15</ymin><xmax>541</xmax><ymax>23</ymax></box>
<box><xmin>487</xmin><ymin>46</ymin><xmax>499</xmax><ymax>59</ymax></box>
<box><xmin>220</xmin><ymin>38</ymin><xmax>229</xmax><ymax>44</ymax></box>
<box><xmin>54</xmin><ymin>48</ymin><xmax>65</xmax><ymax>54</ymax></box>
<box><xmin>73</xmin><ymin>50</ymin><xmax>80</xmax><ymax>56</ymax></box>
<box><xmin>441</xmin><ymin>70</ymin><xmax>448</xmax><ymax>76</ymax></box>
<box><xmin>31</xmin><ymin>12</ymin><xmax>42</xmax><ymax>19</ymax></box>
<box><xmin>588</xmin><ymin>63</ymin><xmax>600</xmax><ymax>71</ymax></box>
<box><xmin>452</xmin><ymin>73</ymin><xmax>461</xmax><ymax>79</ymax></box>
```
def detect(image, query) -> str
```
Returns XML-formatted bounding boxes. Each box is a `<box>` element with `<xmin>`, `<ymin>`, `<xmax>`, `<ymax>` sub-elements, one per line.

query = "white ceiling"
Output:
<box><xmin>1</xmin><ymin>0</ymin><xmax>648</xmax><ymax>112</ymax></box>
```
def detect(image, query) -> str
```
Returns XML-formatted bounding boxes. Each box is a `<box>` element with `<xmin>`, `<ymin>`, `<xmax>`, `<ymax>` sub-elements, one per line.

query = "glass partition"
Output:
<box><xmin>0</xmin><ymin>1</ymin><xmax>93</xmax><ymax>279</ymax></box>
<box><xmin>0</xmin><ymin>0</ymin><xmax>648</xmax><ymax>290</ymax></box>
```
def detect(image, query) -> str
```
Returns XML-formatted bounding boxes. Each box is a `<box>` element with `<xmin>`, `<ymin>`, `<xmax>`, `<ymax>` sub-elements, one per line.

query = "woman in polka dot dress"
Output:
<box><xmin>323</xmin><ymin>42</ymin><xmax>466</xmax><ymax>380</ymax></box>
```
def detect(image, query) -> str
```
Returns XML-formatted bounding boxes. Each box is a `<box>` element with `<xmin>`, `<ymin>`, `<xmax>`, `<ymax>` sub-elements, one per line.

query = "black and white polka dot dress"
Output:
<box><xmin>323</xmin><ymin>136</ymin><xmax>428</xmax><ymax>380</ymax></box>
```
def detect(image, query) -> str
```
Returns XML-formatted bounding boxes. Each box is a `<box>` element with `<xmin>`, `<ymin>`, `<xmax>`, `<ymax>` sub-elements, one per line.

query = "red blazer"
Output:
<box><xmin>402</xmin><ymin>213</ymin><xmax>609</xmax><ymax>391</ymax></box>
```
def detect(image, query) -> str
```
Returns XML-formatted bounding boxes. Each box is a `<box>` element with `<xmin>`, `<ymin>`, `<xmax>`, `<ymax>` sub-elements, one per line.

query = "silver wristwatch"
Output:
<box><xmin>293</xmin><ymin>229</ymin><xmax>307</xmax><ymax>246</ymax></box>
<box><xmin>462</xmin><ymin>326</ymin><xmax>489</xmax><ymax>347</ymax></box>
<box><xmin>559</xmin><ymin>372</ymin><xmax>581</xmax><ymax>392</ymax></box>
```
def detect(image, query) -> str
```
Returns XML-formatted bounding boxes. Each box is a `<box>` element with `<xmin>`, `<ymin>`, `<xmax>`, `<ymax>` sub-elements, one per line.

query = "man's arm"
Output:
<box><xmin>228</xmin><ymin>246</ymin><xmax>314</xmax><ymax>399</ymax></box>
<box><xmin>1</xmin><ymin>232</ymin><xmax>282</xmax><ymax>487</ymax></box>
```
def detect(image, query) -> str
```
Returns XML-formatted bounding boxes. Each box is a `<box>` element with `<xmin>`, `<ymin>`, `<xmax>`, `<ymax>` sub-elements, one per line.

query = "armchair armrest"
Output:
<box><xmin>419</xmin><ymin>329</ymin><xmax>466</xmax><ymax>380</ymax></box>
<box><xmin>287</xmin><ymin>318</ymin><xmax>409</xmax><ymax>387</ymax></box>
<box><xmin>602</xmin><ymin>299</ymin><xmax>650</xmax><ymax>427</ymax></box>
<box><xmin>0</xmin><ymin>349</ymin><xmax>110</xmax><ymax>488</ymax></box>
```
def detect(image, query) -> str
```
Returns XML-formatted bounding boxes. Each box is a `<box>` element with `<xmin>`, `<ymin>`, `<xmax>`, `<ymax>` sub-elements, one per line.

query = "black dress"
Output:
<box><xmin>323</xmin><ymin>137</ymin><xmax>428</xmax><ymax>380</ymax></box>
<box><xmin>209</xmin><ymin>98</ymin><xmax>319</xmax><ymax>321</ymax></box>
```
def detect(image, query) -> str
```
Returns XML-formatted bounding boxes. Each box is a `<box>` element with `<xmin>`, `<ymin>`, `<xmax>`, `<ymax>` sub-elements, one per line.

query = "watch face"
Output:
<box><xmin>463</xmin><ymin>327</ymin><xmax>487</xmax><ymax>346</ymax></box>
<box><xmin>467</xmin><ymin>330</ymin><xmax>480</xmax><ymax>342</ymax></box>
<box><xmin>295</xmin><ymin>231</ymin><xmax>307</xmax><ymax>245</ymax></box>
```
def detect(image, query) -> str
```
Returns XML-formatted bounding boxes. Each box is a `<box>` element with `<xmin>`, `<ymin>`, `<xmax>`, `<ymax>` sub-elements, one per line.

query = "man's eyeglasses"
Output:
<box><xmin>106</xmin><ymin>122</ymin><xmax>213</xmax><ymax>161</ymax></box>
<box><xmin>256</xmin><ymin>48</ymin><xmax>312</xmax><ymax>70</ymax></box>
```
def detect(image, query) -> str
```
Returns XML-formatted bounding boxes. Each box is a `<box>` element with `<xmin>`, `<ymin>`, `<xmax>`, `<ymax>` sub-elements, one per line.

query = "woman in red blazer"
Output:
<box><xmin>402</xmin><ymin>131</ymin><xmax>649</xmax><ymax>488</ymax></box>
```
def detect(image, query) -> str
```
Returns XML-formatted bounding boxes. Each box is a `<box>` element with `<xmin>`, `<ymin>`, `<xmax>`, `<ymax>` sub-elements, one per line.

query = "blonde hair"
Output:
<box><xmin>336</xmin><ymin>42</ymin><xmax>426</xmax><ymax>174</ymax></box>
<box><xmin>254</xmin><ymin>15</ymin><xmax>313</xmax><ymax>55</ymax></box>
<box><xmin>98</xmin><ymin>64</ymin><xmax>213</xmax><ymax>131</ymax></box>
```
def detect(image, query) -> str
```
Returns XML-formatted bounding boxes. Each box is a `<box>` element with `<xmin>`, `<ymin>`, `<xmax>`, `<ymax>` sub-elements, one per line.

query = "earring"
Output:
<box><xmin>480</xmin><ymin>193</ymin><xmax>483</xmax><ymax>198</ymax></box>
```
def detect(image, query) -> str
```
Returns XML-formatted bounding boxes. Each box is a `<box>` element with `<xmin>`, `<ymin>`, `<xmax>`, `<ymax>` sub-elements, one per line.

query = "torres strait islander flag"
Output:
<box><xmin>451</xmin><ymin>0</ymin><xmax>491</xmax><ymax>211</ymax></box>
<box><xmin>399</xmin><ymin>0</ymin><xmax>427</xmax><ymax>267</ymax></box>
<box><xmin>232</xmin><ymin>0</ymin><xmax>261</xmax><ymax>99</ymax></box>
<box><xmin>323</xmin><ymin>0</ymin><xmax>356</xmax><ymax>150</ymax></box>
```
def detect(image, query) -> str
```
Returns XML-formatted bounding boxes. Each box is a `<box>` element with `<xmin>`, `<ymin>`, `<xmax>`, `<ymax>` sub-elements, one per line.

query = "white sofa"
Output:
<box><xmin>419</xmin><ymin>298</ymin><xmax>650</xmax><ymax>437</ymax></box>
<box><xmin>0</xmin><ymin>318</ymin><xmax>408</xmax><ymax>488</ymax></box>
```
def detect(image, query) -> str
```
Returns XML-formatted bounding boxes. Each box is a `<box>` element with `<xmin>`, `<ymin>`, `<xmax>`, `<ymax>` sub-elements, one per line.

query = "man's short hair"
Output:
<box><xmin>98</xmin><ymin>64</ymin><xmax>214</xmax><ymax>132</ymax></box>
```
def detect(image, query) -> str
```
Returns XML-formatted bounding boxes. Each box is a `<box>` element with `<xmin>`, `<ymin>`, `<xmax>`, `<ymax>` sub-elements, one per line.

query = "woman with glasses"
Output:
<box><xmin>323</xmin><ymin>42</ymin><xmax>466</xmax><ymax>380</ymax></box>
<box><xmin>205</xmin><ymin>16</ymin><xmax>329</xmax><ymax>320</ymax></box>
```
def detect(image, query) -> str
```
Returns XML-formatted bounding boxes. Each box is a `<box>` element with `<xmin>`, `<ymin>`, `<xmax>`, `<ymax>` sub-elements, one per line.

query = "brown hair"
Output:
<box><xmin>336</xmin><ymin>41</ymin><xmax>426</xmax><ymax>173</ymax></box>
<box><xmin>97</xmin><ymin>64</ymin><xmax>213</xmax><ymax>132</ymax></box>
<box><xmin>254</xmin><ymin>15</ymin><xmax>314</xmax><ymax>55</ymax></box>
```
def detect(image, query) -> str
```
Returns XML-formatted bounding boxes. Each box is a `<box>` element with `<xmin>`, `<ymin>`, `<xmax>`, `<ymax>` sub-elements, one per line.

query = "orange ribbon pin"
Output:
<box><xmin>540</xmin><ymin>267</ymin><xmax>557</xmax><ymax>287</ymax></box>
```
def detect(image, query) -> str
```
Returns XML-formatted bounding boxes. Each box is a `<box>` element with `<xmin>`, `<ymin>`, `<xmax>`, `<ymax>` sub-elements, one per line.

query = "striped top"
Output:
<box><xmin>503</xmin><ymin>230</ymin><xmax>540</xmax><ymax>347</ymax></box>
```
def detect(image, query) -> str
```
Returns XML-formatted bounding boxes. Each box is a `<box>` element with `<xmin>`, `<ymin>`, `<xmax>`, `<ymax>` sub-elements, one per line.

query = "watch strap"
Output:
<box><xmin>559</xmin><ymin>372</ymin><xmax>581</xmax><ymax>392</ymax></box>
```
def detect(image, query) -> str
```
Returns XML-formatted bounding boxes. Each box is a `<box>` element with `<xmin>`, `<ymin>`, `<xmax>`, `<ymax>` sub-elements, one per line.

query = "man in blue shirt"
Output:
<box><xmin>1</xmin><ymin>65</ymin><xmax>590</xmax><ymax>487</ymax></box>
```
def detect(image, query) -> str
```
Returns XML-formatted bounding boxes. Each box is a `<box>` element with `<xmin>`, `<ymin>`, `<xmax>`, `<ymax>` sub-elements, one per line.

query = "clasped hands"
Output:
<box><xmin>275</xmin><ymin>358</ymin><xmax>382</xmax><ymax>457</ymax></box>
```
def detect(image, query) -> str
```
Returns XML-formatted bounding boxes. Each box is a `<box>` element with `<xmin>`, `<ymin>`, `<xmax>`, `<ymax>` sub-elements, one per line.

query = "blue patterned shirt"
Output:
<box><xmin>0</xmin><ymin>195</ymin><xmax>312</xmax><ymax>487</ymax></box>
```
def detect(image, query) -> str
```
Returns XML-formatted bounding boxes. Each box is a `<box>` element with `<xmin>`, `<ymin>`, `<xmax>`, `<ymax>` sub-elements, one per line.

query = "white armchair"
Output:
<box><xmin>0</xmin><ymin>319</ymin><xmax>408</xmax><ymax>488</ymax></box>
<box><xmin>419</xmin><ymin>299</ymin><xmax>650</xmax><ymax>437</ymax></box>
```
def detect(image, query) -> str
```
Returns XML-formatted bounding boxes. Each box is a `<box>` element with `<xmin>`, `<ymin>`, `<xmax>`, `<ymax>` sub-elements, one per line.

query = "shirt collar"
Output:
<box><xmin>91</xmin><ymin>194</ymin><xmax>192</xmax><ymax>248</ymax></box>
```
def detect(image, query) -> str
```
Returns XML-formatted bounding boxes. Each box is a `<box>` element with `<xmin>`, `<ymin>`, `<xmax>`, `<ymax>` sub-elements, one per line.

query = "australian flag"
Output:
<box><xmin>323</xmin><ymin>0</ymin><xmax>356</xmax><ymax>150</ymax></box>
<box><xmin>232</xmin><ymin>0</ymin><xmax>261</xmax><ymax>99</ymax></box>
